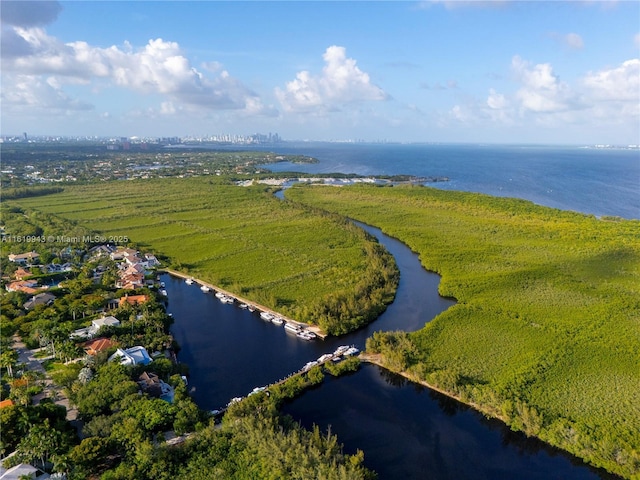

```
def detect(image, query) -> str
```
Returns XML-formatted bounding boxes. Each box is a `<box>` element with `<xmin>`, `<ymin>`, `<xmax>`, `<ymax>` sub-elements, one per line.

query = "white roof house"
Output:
<box><xmin>91</xmin><ymin>316</ymin><xmax>120</xmax><ymax>332</ymax></box>
<box><xmin>109</xmin><ymin>346</ymin><xmax>152</xmax><ymax>366</ymax></box>
<box><xmin>0</xmin><ymin>463</ymin><xmax>49</xmax><ymax>479</ymax></box>
<box><xmin>71</xmin><ymin>315</ymin><xmax>120</xmax><ymax>339</ymax></box>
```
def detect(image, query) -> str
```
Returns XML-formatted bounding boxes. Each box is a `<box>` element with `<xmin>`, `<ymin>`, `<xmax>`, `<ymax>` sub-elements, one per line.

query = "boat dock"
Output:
<box><xmin>209</xmin><ymin>345</ymin><xmax>360</xmax><ymax>417</ymax></box>
<box><xmin>160</xmin><ymin>268</ymin><xmax>327</xmax><ymax>339</ymax></box>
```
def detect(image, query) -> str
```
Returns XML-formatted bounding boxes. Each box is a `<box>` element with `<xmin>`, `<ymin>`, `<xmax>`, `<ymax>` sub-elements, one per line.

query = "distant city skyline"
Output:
<box><xmin>1</xmin><ymin>1</ymin><xmax>639</xmax><ymax>145</ymax></box>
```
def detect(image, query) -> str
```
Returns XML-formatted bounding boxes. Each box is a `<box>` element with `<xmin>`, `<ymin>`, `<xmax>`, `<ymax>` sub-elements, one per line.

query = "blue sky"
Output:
<box><xmin>1</xmin><ymin>1</ymin><xmax>639</xmax><ymax>144</ymax></box>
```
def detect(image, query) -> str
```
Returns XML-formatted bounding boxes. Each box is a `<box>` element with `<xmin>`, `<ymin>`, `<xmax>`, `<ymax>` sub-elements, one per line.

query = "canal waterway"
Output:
<box><xmin>163</xmin><ymin>223</ymin><xmax>610</xmax><ymax>479</ymax></box>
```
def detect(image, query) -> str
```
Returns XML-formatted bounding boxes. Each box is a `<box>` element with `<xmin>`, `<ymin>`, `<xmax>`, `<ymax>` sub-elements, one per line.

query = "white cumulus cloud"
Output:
<box><xmin>276</xmin><ymin>45</ymin><xmax>387</xmax><ymax>113</ymax></box>
<box><xmin>511</xmin><ymin>55</ymin><xmax>580</xmax><ymax>113</ymax></box>
<box><xmin>1</xmin><ymin>21</ymin><xmax>272</xmax><ymax>117</ymax></box>
<box><xmin>582</xmin><ymin>59</ymin><xmax>640</xmax><ymax>101</ymax></box>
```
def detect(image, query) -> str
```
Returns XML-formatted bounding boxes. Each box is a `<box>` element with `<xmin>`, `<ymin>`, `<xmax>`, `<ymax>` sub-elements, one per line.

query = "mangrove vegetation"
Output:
<box><xmin>286</xmin><ymin>183</ymin><xmax>640</xmax><ymax>479</ymax></box>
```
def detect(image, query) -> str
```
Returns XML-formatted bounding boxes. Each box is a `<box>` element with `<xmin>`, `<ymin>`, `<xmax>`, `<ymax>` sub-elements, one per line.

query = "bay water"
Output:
<box><xmin>164</xmin><ymin>143</ymin><xmax>631</xmax><ymax>478</ymax></box>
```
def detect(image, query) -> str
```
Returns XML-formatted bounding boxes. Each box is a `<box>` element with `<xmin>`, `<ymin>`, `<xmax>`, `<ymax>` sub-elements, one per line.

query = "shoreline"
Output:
<box><xmin>160</xmin><ymin>268</ymin><xmax>327</xmax><ymax>339</ymax></box>
<box><xmin>358</xmin><ymin>353</ymin><xmax>616</xmax><ymax>479</ymax></box>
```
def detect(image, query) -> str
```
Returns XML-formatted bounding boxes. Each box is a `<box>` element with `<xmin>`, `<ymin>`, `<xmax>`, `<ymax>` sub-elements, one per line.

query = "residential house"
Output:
<box><xmin>13</xmin><ymin>267</ymin><xmax>31</xmax><ymax>280</ymax></box>
<box><xmin>119</xmin><ymin>294</ymin><xmax>149</xmax><ymax>307</ymax></box>
<box><xmin>137</xmin><ymin>371</ymin><xmax>174</xmax><ymax>402</ymax></box>
<box><xmin>91</xmin><ymin>315</ymin><xmax>120</xmax><ymax>333</ymax></box>
<box><xmin>88</xmin><ymin>244</ymin><xmax>115</xmax><ymax>258</ymax></box>
<box><xmin>0</xmin><ymin>463</ymin><xmax>49</xmax><ymax>479</ymax></box>
<box><xmin>109</xmin><ymin>346</ymin><xmax>152</xmax><ymax>366</ymax></box>
<box><xmin>105</xmin><ymin>298</ymin><xmax>120</xmax><ymax>310</ymax></box>
<box><xmin>72</xmin><ymin>315</ymin><xmax>121</xmax><ymax>339</ymax></box>
<box><xmin>23</xmin><ymin>292</ymin><xmax>55</xmax><ymax>310</ymax></box>
<box><xmin>116</xmin><ymin>263</ymin><xmax>146</xmax><ymax>289</ymax></box>
<box><xmin>144</xmin><ymin>253</ymin><xmax>160</xmax><ymax>267</ymax></box>
<box><xmin>44</xmin><ymin>263</ymin><xmax>73</xmax><ymax>274</ymax></box>
<box><xmin>83</xmin><ymin>337</ymin><xmax>117</xmax><ymax>356</ymax></box>
<box><xmin>6</xmin><ymin>280</ymin><xmax>42</xmax><ymax>295</ymax></box>
<box><xmin>0</xmin><ymin>399</ymin><xmax>14</xmax><ymax>409</ymax></box>
<box><xmin>7</xmin><ymin>251</ymin><xmax>40</xmax><ymax>265</ymax></box>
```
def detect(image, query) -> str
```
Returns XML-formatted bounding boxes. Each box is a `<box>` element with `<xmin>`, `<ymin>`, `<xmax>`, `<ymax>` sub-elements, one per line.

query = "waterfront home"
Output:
<box><xmin>137</xmin><ymin>371</ymin><xmax>174</xmax><ymax>402</ymax></box>
<box><xmin>144</xmin><ymin>253</ymin><xmax>160</xmax><ymax>267</ymax></box>
<box><xmin>23</xmin><ymin>292</ymin><xmax>55</xmax><ymax>310</ymax></box>
<box><xmin>7</xmin><ymin>251</ymin><xmax>40</xmax><ymax>265</ymax></box>
<box><xmin>109</xmin><ymin>346</ymin><xmax>152</xmax><ymax>366</ymax></box>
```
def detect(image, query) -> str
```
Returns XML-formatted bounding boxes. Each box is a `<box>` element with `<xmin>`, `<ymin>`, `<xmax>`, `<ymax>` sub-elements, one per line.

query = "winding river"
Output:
<box><xmin>162</xmin><ymin>219</ymin><xmax>611</xmax><ymax>479</ymax></box>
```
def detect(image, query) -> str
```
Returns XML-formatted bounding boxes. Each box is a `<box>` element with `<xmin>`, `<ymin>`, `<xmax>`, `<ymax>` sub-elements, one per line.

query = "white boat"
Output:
<box><xmin>334</xmin><ymin>345</ymin><xmax>350</xmax><ymax>356</ymax></box>
<box><xmin>160</xmin><ymin>289</ymin><xmax>168</xmax><ymax>296</ymax></box>
<box><xmin>302</xmin><ymin>361</ymin><xmax>318</xmax><ymax>371</ymax></box>
<box><xmin>200</xmin><ymin>285</ymin><xmax>211</xmax><ymax>293</ymax></box>
<box><xmin>160</xmin><ymin>282</ymin><xmax>165</xmax><ymax>287</ymax></box>
<box><xmin>215</xmin><ymin>291</ymin><xmax>225</xmax><ymax>298</ymax></box>
<box><xmin>248</xmin><ymin>305</ymin><xmax>256</xmax><ymax>312</ymax></box>
<box><xmin>185</xmin><ymin>278</ymin><xmax>194</xmax><ymax>285</ymax></box>
<box><xmin>260</xmin><ymin>312</ymin><xmax>274</xmax><ymax>321</ymax></box>
<box><xmin>284</xmin><ymin>322</ymin><xmax>301</xmax><ymax>333</ymax></box>
<box><xmin>220</xmin><ymin>295</ymin><xmax>234</xmax><ymax>304</ymax></box>
<box><xmin>239</xmin><ymin>303</ymin><xmax>248</xmax><ymax>309</ymax></box>
<box><xmin>344</xmin><ymin>347</ymin><xmax>359</xmax><ymax>356</ymax></box>
<box><xmin>297</xmin><ymin>331</ymin><xmax>315</xmax><ymax>341</ymax></box>
<box><xmin>271</xmin><ymin>316</ymin><xmax>284</xmax><ymax>326</ymax></box>
<box><xmin>317</xmin><ymin>353</ymin><xmax>333</xmax><ymax>363</ymax></box>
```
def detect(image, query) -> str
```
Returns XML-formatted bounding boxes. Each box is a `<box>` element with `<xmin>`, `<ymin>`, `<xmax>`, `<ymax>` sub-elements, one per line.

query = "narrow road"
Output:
<box><xmin>11</xmin><ymin>334</ymin><xmax>78</xmax><ymax>421</ymax></box>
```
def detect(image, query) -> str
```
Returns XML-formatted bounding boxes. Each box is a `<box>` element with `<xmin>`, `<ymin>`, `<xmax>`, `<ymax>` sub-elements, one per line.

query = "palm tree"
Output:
<box><xmin>0</xmin><ymin>348</ymin><xmax>19</xmax><ymax>378</ymax></box>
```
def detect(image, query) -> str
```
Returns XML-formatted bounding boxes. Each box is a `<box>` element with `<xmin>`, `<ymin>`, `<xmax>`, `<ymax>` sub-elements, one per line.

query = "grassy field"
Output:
<box><xmin>9</xmin><ymin>178</ymin><xmax>397</xmax><ymax>335</ymax></box>
<box><xmin>285</xmin><ymin>183</ymin><xmax>640</xmax><ymax>479</ymax></box>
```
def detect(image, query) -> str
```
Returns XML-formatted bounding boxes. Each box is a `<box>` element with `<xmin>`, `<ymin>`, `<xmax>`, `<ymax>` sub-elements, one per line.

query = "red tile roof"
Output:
<box><xmin>83</xmin><ymin>337</ymin><xmax>117</xmax><ymax>356</ymax></box>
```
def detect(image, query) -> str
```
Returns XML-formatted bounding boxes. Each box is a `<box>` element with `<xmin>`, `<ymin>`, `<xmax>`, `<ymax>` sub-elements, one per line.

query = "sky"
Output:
<box><xmin>1</xmin><ymin>1</ymin><xmax>639</xmax><ymax>144</ymax></box>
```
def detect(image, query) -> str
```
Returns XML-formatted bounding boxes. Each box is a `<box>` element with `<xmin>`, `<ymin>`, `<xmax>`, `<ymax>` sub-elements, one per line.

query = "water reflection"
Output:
<box><xmin>165</xmin><ymin>215</ymin><xmax>610</xmax><ymax>479</ymax></box>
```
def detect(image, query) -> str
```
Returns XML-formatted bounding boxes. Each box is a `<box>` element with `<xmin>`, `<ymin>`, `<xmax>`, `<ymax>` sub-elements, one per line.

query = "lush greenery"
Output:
<box><xmin>9</xmin><ymin>178</ymin><xmax>398</xmax><ymax>335</ymax></box>
<box><xmin>287</xmin><ymin>183</ymin><xmax>640</xmax><ymax>479</ymax></box>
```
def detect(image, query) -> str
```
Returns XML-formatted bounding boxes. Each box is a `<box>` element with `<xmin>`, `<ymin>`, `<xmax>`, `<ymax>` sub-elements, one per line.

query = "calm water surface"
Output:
<box><xmin>232</xmin><ymin>142</ymin><xmax>639</xmax><ymax>219</ymax></box>
<box><xmin>164</xmin><ymin>222</ymin><xmax>610</xmax><ymax>479</ymax></box>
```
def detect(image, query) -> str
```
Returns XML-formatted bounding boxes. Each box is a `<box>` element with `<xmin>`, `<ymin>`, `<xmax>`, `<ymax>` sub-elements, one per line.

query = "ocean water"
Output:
<box><xmin>245</xmin><ymin>143</ymin><xmax>640</xmax><ymax>219</ymax></box>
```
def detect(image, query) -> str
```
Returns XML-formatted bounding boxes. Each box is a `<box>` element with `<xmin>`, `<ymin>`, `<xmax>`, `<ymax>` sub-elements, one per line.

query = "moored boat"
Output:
<box><xmin>317</xmin><ymin>353</ymin><xmax>333</xmax><ymax>363</ymax></box>
<box><xmin>334</xmin><ymin>345</ymin><xmax>350</xmax><ymax>356</ymax></box>
<box><xmin>185</xmin><ymin>278</ymin><xmax>194</xmax><ymax>285</ymax></box>
<box><xmin>200</xmin><ymin>285</ymin><xmax>211</xmax><ymax>292</ymax></box>
<box><xmin>302</xmin><ymin>361</ymin><xmax>318</xmax><ymax>371</ymax></box>
<box><xmin>271</xmin><ymin>316</ymin><xmax>284</xmax><ymax>326</ymax></box>
<box><xmin>260</xmin><ymin>312</ymin><xmax>274</xmax><ymax>321</ymax></box>
<box><xmin>284</xmin><ymin>322</ymin><xmax>301</xmax><ymax>333</ymax></box>
<box><xmin>344</xmin><ymin>346</ymin><xmax>359</xmax><ymax>356</ymax></box>
<box><xmin>297</xmin><ymin>330</ymin><xmax>316</xmax><ymax>341</ymax></box>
